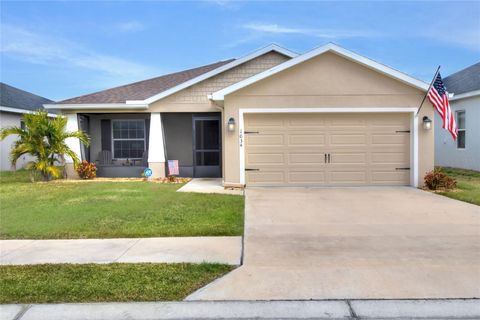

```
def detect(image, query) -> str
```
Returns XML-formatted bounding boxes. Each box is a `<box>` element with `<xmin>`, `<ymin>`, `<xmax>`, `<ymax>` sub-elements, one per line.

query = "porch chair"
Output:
<box><xmin>133</xmin><ymin>151</ymin><xmax>148</xmax><ymax>167</ymax></box>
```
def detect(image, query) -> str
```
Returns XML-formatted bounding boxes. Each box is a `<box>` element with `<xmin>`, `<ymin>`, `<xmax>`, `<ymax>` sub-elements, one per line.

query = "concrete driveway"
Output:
<box><xmin>187</xmin><ymin>187</ymin><xmax>480</xmax><ymax>300</ymax></box>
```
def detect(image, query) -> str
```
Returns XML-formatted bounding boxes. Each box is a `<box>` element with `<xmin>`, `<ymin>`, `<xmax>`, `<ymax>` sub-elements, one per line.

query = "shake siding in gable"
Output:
<box><xmin>149</xmin><ymin>52</ymin><xmax>290</xmax><ymax>112</ymax></box>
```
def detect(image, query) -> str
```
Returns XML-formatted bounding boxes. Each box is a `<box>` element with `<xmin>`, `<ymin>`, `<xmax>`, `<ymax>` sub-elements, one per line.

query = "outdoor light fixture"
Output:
<box><xmin>423</xmin><ymin>116</ymin><xmax>432</xmax><ymax>130</ymax></box>
<box><xmin>227</xmin><ymin>117</ymin><xmax>235</xmax><ymax>132</ymax></box>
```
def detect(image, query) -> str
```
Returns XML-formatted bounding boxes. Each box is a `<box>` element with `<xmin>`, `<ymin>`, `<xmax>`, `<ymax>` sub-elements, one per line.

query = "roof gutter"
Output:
<box><xmin>0</xmin><ymin>106</ymin><xmax>57</xmax><ymax>117</ymax></box>
<box><xmin>449</xmin><ymin>89</ymin><xmax>480</xmax><ymax>101</ymax></box>
<box><xmin>43</xmin><ymin>103</ymin><xmax>149</xmax><ymax>110</ymax></box>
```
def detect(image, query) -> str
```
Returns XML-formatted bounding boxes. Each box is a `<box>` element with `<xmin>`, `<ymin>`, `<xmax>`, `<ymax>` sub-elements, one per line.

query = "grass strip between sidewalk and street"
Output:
<box><xmin>0</xmin><ymin>263</ymin><xmax>234</xmax><ymax>303</ymax></box>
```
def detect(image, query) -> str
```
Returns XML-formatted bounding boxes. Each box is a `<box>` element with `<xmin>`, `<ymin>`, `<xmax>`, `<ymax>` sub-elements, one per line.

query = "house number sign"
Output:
<box><xmin>239</xmin><ymin>129</ymin><xmax>244</xmax><ymax>147</ymax></box>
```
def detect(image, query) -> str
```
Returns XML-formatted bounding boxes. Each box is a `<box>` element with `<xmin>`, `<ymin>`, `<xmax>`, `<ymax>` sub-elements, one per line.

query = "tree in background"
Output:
<box><xmin>0</xmin><ymin>111</ymin><xmax>89</xmax><ymax>181</ymax></box>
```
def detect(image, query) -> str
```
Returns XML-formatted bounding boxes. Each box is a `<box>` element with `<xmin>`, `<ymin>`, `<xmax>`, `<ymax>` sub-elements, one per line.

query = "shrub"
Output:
<box><xmin>76</xmin><ymin>161</ymin><xmax>97</xmax><ymax>179</ymax></box>
<box><xmin>424</xmin><ymin>168</ymin><xmax>457</xmax><ymax>190</ymax></box>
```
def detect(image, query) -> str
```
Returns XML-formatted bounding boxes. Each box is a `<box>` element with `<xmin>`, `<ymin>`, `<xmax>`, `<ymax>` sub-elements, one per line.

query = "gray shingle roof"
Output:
<box><xmin>444</xmin><ymin>62</ymin><xmax>480</xmax><ymax>95</ymax></box>
<box><xmin>0</xmin><ymin>83</ymin><xmax>53</xmax><ymax>111</ymax></box>
<box><xmin>56</xmin><ymin>59</ymin><xmax>235</xmax><ymax>104</ymax></box>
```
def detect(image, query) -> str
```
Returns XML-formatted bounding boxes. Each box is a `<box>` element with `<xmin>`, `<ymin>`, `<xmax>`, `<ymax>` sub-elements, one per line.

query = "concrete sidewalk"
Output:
<box><xmin>177</xmin><ymin>178</ymin><xmax>244</xmax><ymax>195</ymax></box>
<box><xmin>1</xmin><ymin>299</ymin><xmax>479</xmax><ymax>320</ymax></box>
<box><xmin>0</xmin><ymin>237</ymin><xmax>241</xmax><ymax>265</ymax></box>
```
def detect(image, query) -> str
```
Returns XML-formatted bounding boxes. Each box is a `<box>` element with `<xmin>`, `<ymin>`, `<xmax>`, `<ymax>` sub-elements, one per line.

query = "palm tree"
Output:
<box><xmin>0</xmin><ymin>110</ymin><xmax>89</xmax><ymax>181</ymax></box>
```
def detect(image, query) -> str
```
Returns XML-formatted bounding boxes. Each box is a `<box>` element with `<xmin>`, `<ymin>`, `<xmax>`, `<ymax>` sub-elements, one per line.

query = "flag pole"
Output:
<box><xmin>416</xmin><ymin>65</ymin><xmax>441</xmax><ymax>116</ymax></box>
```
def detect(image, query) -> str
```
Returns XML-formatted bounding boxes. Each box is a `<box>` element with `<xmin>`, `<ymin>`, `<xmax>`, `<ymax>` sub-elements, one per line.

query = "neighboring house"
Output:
<box><xmin>435</xmin><ymin>63</ymin><xmax>480</xmax><ymax>171</ymax></box>
<box><xmin>0</xmin><ymin>83</ymin><xmax>54</xmax><ymax>171</ymax></box>
<box><xmin>45</xmin><ymin>43</ymin><xmax>435</xmax><ymax>187</ymax></box>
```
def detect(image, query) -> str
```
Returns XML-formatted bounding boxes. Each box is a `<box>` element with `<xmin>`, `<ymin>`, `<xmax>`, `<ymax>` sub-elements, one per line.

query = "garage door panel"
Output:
<box><xmin>330</xmin><ymin>134</ymin><xmax>367</xmax><ymax>145</ymax></box>
<box><xmin>288</xmin><ymin>117</ymin><xmax>326</xmax><ymax>128</ymax></box>
<box><xmin>330</xmin><ymin>152</ymin><xmax>366</xmax><ymax>164</ymax></box>
<box><xmin>329</xmin><ymin>171</ymin><xmax>367</xmax><ymax>184</ymax></box>
<box><xmin>288</xmin><ymin>134</ymin><xmax>326</xmax><ymax>146</ymax></box>
<box><xmin>246</xmin><ymin>153</ymin><xmax>284</xmax><ymax>165</ymax></box>
<box><xmin>372</xmin><ymin>152</ymin><xmax>409</xmax><ymax>164</ymax></box>
<box><xmin>329</xmin><ymin>117</ymin><xmax>367</xmax><ymax>127</ymax></box>
<box><xmin>246</xmin><ymin>170</ymin><xmax>285</xmax><ymax>185</ymax></box>
<box><xmin>289</xmin><ymin>153</ymin><xmax>325</xmax><ymax>164</ymax></box>
<box><xmin>244</xmin><ymin>113</ymin><xmax>410</xmax><ymax>186</ymax></box>
<box><xmin>289</xmin><ymin>171</ymin><xmax>326</xmax><ymax>183</ymax></box>
<box><xmin>246</xmin><ymin>134</ymin><xmax>284</xmax><ymax>146</ymax></box>
<box><xmin>371</xmin><ymin>134</ymin><xmax>409</xmax><ymax>145</ymax></box>
<box><xmin>371</xmin><ymin>171</ymin><xmax>410</xmax><ymax>184</ymax></box>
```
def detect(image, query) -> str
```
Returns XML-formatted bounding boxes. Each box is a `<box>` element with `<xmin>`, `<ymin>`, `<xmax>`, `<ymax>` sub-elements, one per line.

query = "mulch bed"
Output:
<box><xmin>48</xmin><ymin>177</ymin><xmax>192</xmax><ymax>184</ymax></box>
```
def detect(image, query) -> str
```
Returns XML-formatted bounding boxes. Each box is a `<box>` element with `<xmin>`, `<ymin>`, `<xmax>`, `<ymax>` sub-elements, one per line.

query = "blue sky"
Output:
<box><xmin>1</xmin><ymin>1</ymin><xmax>479</xmax><ymax>101</ymax></box>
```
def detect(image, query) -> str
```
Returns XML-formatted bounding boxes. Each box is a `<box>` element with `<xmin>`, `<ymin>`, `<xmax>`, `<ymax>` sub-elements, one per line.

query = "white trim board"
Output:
<box><xmin>43</xmin><ymin>103</ymin><xmax>148</xmax><ymax>110</ymax></box>
<box><xmin>0</xmin><ymin>106</ymin><xmax>57</xmax><ymax>117</ymax></box>
<box><xmin>238</xmin><ymin>107</ymin><xmax>419</xmax><ymax>187</ymax></box>
<box><xmin>211</xmin><ymin>43</ymin><xmax>429</xmax><ymax>101</ymax></box>
<box><xmin>450</xmin><ymin>89</ymin><xmax>480</xmax><ymax>101</ymax></box>
<box><xmin>138</xmin><ymin>44</ymin><xmax>298</xmax><ymax>105</ymax></box>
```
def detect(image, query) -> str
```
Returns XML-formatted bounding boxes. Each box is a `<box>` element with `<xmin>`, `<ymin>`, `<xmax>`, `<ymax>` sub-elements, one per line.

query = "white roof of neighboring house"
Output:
<box><xmin>210</xmin><ymin>43</ymin><xmax>430</xmax><ymax>102</ymax></box>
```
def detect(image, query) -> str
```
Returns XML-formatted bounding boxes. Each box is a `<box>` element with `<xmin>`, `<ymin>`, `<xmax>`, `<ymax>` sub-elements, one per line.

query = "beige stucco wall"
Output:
<box><xmin>222</xmin><ymin>52</ymin><xmax>435</xmax><ymax>187</ymax></box>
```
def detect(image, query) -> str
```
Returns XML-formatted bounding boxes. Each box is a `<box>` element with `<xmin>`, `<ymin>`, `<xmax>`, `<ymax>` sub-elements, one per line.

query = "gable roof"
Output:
<box><xmin>47</xmin><ymin>44</ymin><xmax>298</xmax><ymax>109</ymax></box>
<box><xmin>56</xmin><ymin>60</ymin><xmax>234</xmax><ymax>105</ymax></box>
<box><xmin>444</xmin><ymin>62</ymin><xmax>480</xmax><ymax>96</ymax></box>
<box><xmin>140</xmin><ymin>44</ymin><xmax>297</xmax><ymax>105</ymax></box>
<box><xmin>0</xmin><ymin>82</ymin><xmax>53</xmax><ymax>113</ymax></box>
<box><xmin>210</xmin><ymin>43</ymin><xmax>430</xmax><ymax>101</ymax></box>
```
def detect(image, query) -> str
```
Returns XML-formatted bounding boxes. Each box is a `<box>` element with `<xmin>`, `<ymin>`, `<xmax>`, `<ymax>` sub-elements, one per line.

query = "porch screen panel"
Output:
<box><xmin>101</xmin><ymin>120</ymin><xmax>112</xmax><ymax>151</ymax></box>
<box><xmin>112</xmin><ymin>120</ymin><xmax>146</xmax><ymax>159</ymax></box>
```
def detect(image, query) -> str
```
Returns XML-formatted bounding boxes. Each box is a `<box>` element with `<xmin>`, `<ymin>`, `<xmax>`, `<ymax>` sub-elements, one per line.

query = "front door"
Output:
<box><xmin>193</xmin><ymin>116</ymin><xmax>221</xmax><ymax>177</ymax></box>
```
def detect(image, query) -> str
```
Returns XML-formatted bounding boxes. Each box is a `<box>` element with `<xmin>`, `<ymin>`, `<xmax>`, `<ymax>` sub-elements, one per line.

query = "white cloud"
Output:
<box><xmin>117</xmin><ymin>20</ymin><xmax>146</xmax><ymax>32</ymax></box>
<box><xmin>243</xmin><ymin>23</ymin><xmax>380</xmax><ymax>39</ymax></box>
<box><xmin>421</xmin><ymin>26</ymin><xmax>480</xmax><ymax>51</ymax></box>
<box><xmin>0</xmin><ymin>24</ymin><xmax>157</xmax><ymax>85</ymax></box>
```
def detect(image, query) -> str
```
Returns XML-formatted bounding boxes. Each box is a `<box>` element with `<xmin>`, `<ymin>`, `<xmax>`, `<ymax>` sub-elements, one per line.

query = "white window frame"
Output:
<box><xmin>111</xmin><ymin>119</ymin><xmax>146</xmax><ymax>160</ymax></box>
<box><xmin>456</xmin><ymin>110</ymin><xmax>466</xmax><ymax>150</ymax></box>
<box><xmin>238</xmin><ymin>107</ymin><xmax>419</xmax><ymax>187</ymax></box>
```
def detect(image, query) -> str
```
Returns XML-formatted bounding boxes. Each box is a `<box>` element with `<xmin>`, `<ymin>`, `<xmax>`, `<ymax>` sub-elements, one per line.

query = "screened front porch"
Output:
<box><xmin>77</xmin><ymin>112</ymin><xmax>222</xmax><ymax>178</ymax></box>
<box><xmin>78</xmin><ymin>113</ymin><xmax>150</xmax><ymax>178</ymax></box>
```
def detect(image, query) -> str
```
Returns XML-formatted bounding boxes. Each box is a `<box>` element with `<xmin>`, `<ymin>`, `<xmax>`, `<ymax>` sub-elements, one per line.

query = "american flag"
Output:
<box><xmin>427</xmin><ymin>72</ymin><xmax>457</xmax><ymax>140</ymax></box>
<box><xmin>168</xmin><ymin>160</ymin><xmax>179</xmax><ymax>176</ymax></box>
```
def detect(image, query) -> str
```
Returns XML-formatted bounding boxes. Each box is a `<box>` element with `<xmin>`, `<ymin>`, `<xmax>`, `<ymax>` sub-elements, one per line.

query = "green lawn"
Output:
<box><xmin>437</xmin><ymin>167</ymin><xmax>480</xmax><ymax>206</ymax></box>
<box><xmin>0</xmin><ymin>263</ymin><xmax>233</xmax><ymax>303</ymax></box>
<box><xmin>0</xmin><ymin>170</ymin><xmax>244</xmax><ymax>239</ymax></box>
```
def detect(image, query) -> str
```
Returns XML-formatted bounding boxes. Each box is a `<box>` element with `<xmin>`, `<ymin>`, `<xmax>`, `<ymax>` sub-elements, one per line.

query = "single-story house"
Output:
<box><xmin>0</xmin><ymin>83</ymin><xmax>54</xmax><ymax>171</ymax></box>
<box><xmin>45</xmin><ymin>43</ymin><xmax>435</xmax><ymax>188</ymax></box>
<box><xmin>435</xmin><ymin>63</ymin><xmax>480</xmax><ymax>171</ymax></box>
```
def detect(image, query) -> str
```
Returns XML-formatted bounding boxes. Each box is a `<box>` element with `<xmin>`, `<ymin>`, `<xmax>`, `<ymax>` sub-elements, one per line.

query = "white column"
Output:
<box><xmin>148</xmin><ymin>113</ymin><xmax>166</xmax><ymax>178</ymax></box>
<box><xmin>411</xmin><ymin>113</ymin><xmax>419</xmax><ymax>187</ymax></box>
<box><xmin>64</xmin><ymin>113</ymin><xmax>82</xmax><ymax>179</ymax></box>
<box><xmin>65</xmin><ymin>113</ymin><xmax>82</xmax><ymax>164</ymax></box>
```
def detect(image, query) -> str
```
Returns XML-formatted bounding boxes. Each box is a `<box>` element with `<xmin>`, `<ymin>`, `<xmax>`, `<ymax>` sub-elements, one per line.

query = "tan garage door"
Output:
<box><xmin>244</xmin><ymin>113</ymin><xmax>411</xmax><ymax>186</ymax></box>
